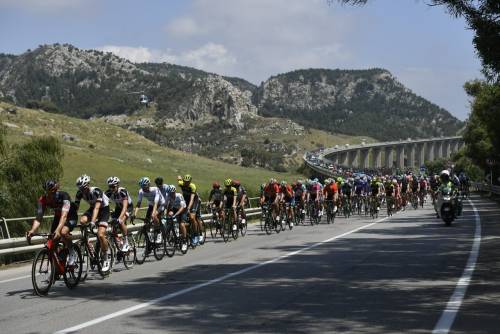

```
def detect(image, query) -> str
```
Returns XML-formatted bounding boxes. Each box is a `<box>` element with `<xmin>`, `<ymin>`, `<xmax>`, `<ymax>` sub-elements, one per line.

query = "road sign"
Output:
<box><xmin>486</xmin><ymin>158</ymin><xmax>496</xmax><ymax>166</ymax></box>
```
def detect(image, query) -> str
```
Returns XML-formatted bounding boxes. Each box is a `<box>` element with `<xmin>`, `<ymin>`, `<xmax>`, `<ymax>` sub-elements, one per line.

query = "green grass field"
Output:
<box><xmin>1</xmin><ymin>102</ymin><xmax>374</xmax><ymax>198</ymax></box>
<box><xmin>1</xmin><ymin>102</ymin><xmax>303</xmax><ymax>198</ymax></box>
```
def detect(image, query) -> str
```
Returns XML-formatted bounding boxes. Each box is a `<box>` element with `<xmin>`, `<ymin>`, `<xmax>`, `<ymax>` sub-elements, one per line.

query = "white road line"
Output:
<box><xmin>55</xmin><ymin>216</ymin><xmax>389</xmax><ymax>334</ymax></box>
<box><xmin>432</xmin><ymin>199</ymin><xmax>481</xmax><ymax>334</ymax></box>
<box><xmin>0</xmin><ymin>274</ymin><xmax>30</xmax><ymax>284</ymax></box>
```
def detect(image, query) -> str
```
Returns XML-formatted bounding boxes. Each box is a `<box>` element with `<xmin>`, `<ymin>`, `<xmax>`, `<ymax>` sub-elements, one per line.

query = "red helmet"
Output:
<box><xmin>232</xmin><ymin>179</ymin><xmax>240</xmax><ymax>186</ymax></box>
<box><xmin>212</xmin><ymin>181</ymin><xmax>220</xmax><ymax>188</ymax></box>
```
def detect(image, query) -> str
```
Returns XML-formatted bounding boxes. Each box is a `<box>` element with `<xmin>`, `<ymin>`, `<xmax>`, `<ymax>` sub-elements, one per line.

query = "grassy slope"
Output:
<box><xmin>1</xmin><ymin>102</ymin><xmax>303</xmax><ymax>198</ymax></box>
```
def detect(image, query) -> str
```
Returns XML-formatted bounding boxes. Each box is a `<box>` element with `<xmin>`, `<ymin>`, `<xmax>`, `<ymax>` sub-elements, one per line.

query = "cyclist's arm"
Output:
<box><xmin>119</xmin><ymin>198</ymin><xmax>128</xmax><ymax>223</ymax></box>
<box><xmin>134</xmin><ymin>191</ymin><xmax>143</xmax><ymax>217</ymax></box>
<box><xmin>187</xmin><ymin>193</ymin><xmax>194</xmax><ymax>211</ymax></box>
<box><xmin>91</xmin><ymin>200</ymin><xmax>102</xmax><ymax>223</ymax></box>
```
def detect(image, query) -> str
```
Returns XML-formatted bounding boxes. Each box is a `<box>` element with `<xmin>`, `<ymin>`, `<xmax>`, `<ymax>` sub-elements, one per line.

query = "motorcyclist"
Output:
<box><xmin>434</xmin><ymin>170</ymin><xmax>458</xmax><ymax>218</ymax></box>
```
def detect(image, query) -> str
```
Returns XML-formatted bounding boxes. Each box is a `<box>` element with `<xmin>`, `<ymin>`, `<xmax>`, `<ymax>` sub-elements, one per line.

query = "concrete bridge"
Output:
<box><xmin>305</xmin><ymin>136</ymin><xmax>463</xmax><ymax>173</ymax></box>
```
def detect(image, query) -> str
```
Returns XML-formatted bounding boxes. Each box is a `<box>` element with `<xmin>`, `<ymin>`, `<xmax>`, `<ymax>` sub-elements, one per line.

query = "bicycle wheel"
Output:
<box><xmin>123</xmin><ymin>234</ymin><xmax>136</xmax><ymax>269</ymax></box>
<box><xmin>222</xmin><ymin>214</ymin><xmax>231</xmax><ymax>242</ymax></box>
<box><xmin>135</xmin><ymin>229</ymin><xmax>148</xmax><ymax>265</ymax></box>
<box><xmin>78</xmin><ymin>241</ymin><xmax>90</xmax><ymax>282</ymax></box>
<box><xmin>32</xmin><ymin>248</ymin><xmax>55</xmax><ymax>296</ymax></box>
<box><xmin>240</xmin><ymin>218</ymin><xmax>248</xmax><ymax>236</ymax></box>
<box><xmin>153</xmin><ymin>227</ymin><xmax>166</xmax><ymax>261</ymax></box>
<box><xmin>199</xmin><ymin>220</ymin><xmax>207</xmax><ymax>245</ymax></box>
<box><xmin>209</xmin><ymin>218</ymin><xmax>217</xmax><ymax>239</ymax></box>
<box><xmin>164</xmin><ymin>227</ymin><xmax>176</xmax><ymax>258</ymax></box>
<box><xmin>64</xmin><ymin>246</ymin><xmax>83</xmax><ymax>289</ymax></box>
<box><xmin>96</xmin><ymin>239</ymin><xmax>114</xmax><ymax>277</ymax></box>
<box><xmin>264</xmin><ymin>215</ymin><xmax>273</xmax><ymax>235</ymax></box>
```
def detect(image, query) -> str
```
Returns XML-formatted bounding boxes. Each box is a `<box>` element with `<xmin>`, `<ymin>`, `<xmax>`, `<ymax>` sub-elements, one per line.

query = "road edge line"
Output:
<box><xmin>432</xmin><ymin>199</ymin><xmax>481</xmax><ymax>334</ymax></box>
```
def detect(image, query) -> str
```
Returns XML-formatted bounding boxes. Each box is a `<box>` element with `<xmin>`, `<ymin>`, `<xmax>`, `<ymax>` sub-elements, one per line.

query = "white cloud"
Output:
<box><xmin>162</xmin><ymin>0</ymin><xmax>353</xmax><ymax>82</ymax></box>
<box><xmin>98</xmin><ymin>43</ymin><xmax>237</xmax><ymax>76</ymax></box>
<box><xmin>165</xmin><ymin>17</ymin><xmax>201</xmax><ymax>38</ymax></box>
<box><xmin>98</xmin><ymin>45</ymin><xmax>176</xmax><ymax>64</ymax></box>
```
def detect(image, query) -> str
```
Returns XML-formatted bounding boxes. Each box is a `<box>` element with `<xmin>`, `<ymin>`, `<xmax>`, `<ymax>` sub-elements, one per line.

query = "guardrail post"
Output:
<box><xmin>0</xmin><ymin>217</ymin><xmax>10</xmax><ymax>240</ymax></box>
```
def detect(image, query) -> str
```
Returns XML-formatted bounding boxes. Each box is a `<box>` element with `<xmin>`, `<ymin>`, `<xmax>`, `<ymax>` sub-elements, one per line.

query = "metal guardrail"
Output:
<box><xmin>0</xmin><ymin>198</ymin><xmax>262</xmax><ymax>258</ymax></box>
<box><xmin>471</xmin><ymin>182</ymin><xmax>500</xmax><ymax>194</ymax></box>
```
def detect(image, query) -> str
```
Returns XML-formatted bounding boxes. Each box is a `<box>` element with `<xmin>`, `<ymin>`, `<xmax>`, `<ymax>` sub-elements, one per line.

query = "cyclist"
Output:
<box><xmin>322</xmin><ymin>178</ymin><xmax>338</xmax><ymax>214</ymax></box>
<box><xmin>385</xmin><ymin>179</ymin><xmax>396</xmax><ymax>211</ymax></box>
<box><xmin>279</xmin><ymin>181</ymin><xmax>294</xmax><ymax>227</ymax></box>
<box><xmin>400</xmin><ymin>175</ymin><xmax>409</xmax><ymax>209</ymax></box>
<box><xmin>307</xmin><ymin>179</ymin><xmax>322</xmax><ymax>217</ymax></box>
<box><xmin>233</xmin><ymin>179</ymin><xmax>247</xmax><ymax>227</ymax></box>
<box><xmin>223</xmin><ymin>178</ymin><xmax>238</xmax><ymax>231</ymax></box>
<box><xmin>105</xmin><ymin>176</ymin><xmax>132</xmax><ymax>252</ymax></box>
<box><xmin>369</xmin><ymin>177</ymin><xmax>383</xmax><ymax>212</ymax></box>
<box><xmin>133</xmin><ymin>177</ymin><xmax>165</xmax><ymax>225</ymax></box>
<box><xmin>75</xmin><ymin>174</ymin><xmax>111</xmax><ymax>271</ymax></box>
<box><xmin>208</xmin><ymin>181</ymin><xmax>224</xmax><ymax>222</ymax></box>
<box><xmin>341</xmin><ymin>178</ymin><xmax>353</xmax><ymax>214</ymax></box>
<box><xmin>178</xmin><ymin>174</ymin><xmax>204</xmax><ymax>245</ymax></box>
<box><xmin>164</xmin><ymin>185</ymin><xmax>188</xmax><ymax>252</ymax></box>
<box><xmin>293</xmin><ymin>180</ymin><xmax>306</xmax><ymax>216</ymax></box>
<box><xmin>154</xmin><ymin>176</ymin><xmax>170</xmax><ymax>201</ymax></box>
<box><xmin>409</xmin><ymin>175</ymin><xmax>420</xmax><ymax>207</ymax></box>
<box><xmin>261</xmin><ymin>178</ymin><xmax>280</xmax><ymax>221</ymax></box>
<box><xmin>27</xmin><ymin>180</ymin><xmax>78</xmax><ymax>265</ymax></box>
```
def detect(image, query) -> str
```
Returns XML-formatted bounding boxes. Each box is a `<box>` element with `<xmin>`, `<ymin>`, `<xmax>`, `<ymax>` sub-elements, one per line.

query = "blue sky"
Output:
<box><xmin>0</xmin><ymin>0</ymin><xmax>482</xmax><ymax>120</ymax></box>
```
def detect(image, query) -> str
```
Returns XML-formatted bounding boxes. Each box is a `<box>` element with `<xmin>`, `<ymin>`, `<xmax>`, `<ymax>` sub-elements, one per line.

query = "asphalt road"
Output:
<box><xmin>0</xmin><ymin>194</ymin><xmax>498</xmax><ymax>334</ymax></box>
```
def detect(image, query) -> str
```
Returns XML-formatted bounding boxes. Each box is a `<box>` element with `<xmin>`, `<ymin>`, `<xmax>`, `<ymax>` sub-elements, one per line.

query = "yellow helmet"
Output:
<box><xmin>182</xmin><ymin>174</ymin><xmax>192</xmax><ymax>182</ymax></box>
<box><xmin>224</xmin><ymin>178</ymin><xmax>232</xmax><ymax>186</ymax></box>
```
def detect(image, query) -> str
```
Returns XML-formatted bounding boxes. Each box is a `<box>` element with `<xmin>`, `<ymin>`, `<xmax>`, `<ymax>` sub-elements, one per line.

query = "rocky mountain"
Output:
<box><xmin>0</xmin><ymin>44</ymin><xmax>463</xmax><ymax>169</ymax></box>
<box><xmin>257</xmin><ymin>68</ymin><xmax>463</xmax><ymax>140</ymax></box>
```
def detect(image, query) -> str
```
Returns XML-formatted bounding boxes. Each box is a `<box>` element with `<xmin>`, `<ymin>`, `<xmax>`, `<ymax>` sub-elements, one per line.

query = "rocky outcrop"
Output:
<box><xmin>256</xmin><ymin>68</ymin><xmax>462</xmax><ymax>140</ymax></box>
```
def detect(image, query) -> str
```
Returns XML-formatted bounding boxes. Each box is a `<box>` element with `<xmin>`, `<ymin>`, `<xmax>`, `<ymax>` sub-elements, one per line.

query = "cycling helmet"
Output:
<box><xmin>291</xmin><ymin>182</ymin><xmax>297</xmax><ymax>187</ymax></box>
<box><xmin>154</xmin><ymin>176</ymin><xmax>163</xmax><ymax>186</ymax></box>
<box><xmin>212</xmin><ymin>181</ymin><xmax>220</xmax><ymax>188</ymax></box>
<box><xmin>139</xmin><ymin>177</ymin><xmax>150</xmax><ymax>188</ymax></box>
<box><xmin>233</xmin><ymin>179</ymin><xmax>241</xmax><ymax>187</ymax></box>
<box><xmin>224</xmin><ymin>178</ymin><xmax>232</xmax><ymax>187</ymax></box>
<box><xmin>297</xmin><ymin>180</ymin><xmax>303</xmax><ymax>185</ymax></box>
<box><xmin>281</xmin><ymin>181</ymin><xmax>287</xmax><ymax>186</ymax></box>
<box><xmin>43</xmin><ymin>179</ymin><xmax>58</xmax><ymax>192</ymax></box>
<box><xmin>183</xmin><ymin>174</ymin><xmax>192</xmax><ymax>182</ymax></box>
<box><xmin>324</xmin><ymin>179</ymin><xmax>331</xmax><ymax>185</ymax></box>
<box><xmin>392</xmin><ymin>179</ymin><xmax>397</xmax><ymax>184</ymax></box>
<box><xmin>336</xmin><ymin>177</ymin><xmax>343</xmax><ymax>183</ymax></box>
<box><xmin>76</xmin><ymin>174</ymin><xmax>90</xmax><ymax>189</ymax></box>
<box><xmin>165</xmin><ymin>184</ymin><xmax>176</xmax><ymax>193</ymax></box>
<box><xmin>107</xmin><ymin>176</ymin><xmax>120</xmax><ymax>186</ymax></box>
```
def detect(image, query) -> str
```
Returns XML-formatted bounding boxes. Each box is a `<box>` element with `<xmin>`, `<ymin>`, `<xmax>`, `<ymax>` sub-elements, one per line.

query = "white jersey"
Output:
<box><xmin>137</xmin><ymin>187</ymin><xmax>165</xmax><ymax>207</ymax></box>
<box><xmin>165</xmin><ymin>193</ymin><xmax>186</xmax><ymax>210</ymax></box>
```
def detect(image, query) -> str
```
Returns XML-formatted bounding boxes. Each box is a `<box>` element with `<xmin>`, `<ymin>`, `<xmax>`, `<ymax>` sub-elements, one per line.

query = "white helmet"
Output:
<box><xmin>440</xmin><ymin>170</ymin><xmax>450</xmax><ymax>177</ymax></box>
<box><xmin>76</xmin><ymin>174</ymin><xmax>90</xmax><ymax>188</ymax></box>
<box><xmin>107</xmin><ymin>176</ymin><xmax>120</xmax><ymax>186</ymax></box>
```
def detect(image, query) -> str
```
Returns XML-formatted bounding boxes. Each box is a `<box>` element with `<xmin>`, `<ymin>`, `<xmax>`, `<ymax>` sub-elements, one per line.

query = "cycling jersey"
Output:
<box><xmin>385</xmin><ymin>184</ymin><xmax>394</xmax><ymax>196</ymax></box>
<box><xmin>156</xmin><ymin>184</ymin><xmax>169</xmax><ymax>200</ymax></box>
<box><xmin>293</xmin><ymin>184</ymin><xmax>305</xmax><ymax>198</ymax></box>
<box><xmin>264</xmin><ymin>183</ymin><xmax>280</xmax><ymax>199</ymax></box>
<box><xmin>75</xmin><ymin>187</ymin><xmax>109</xmax><ymax>208</ymax></box>
<box><xmin>105</xmin><ymin>187</ymin><xmax>132</xmax><ymax>208</ymax></box>
<box><xmin>165</xmin><ymin>193</ymin><xmax>186</xmax><ymax>211</ymax></box>
<box><xmin>224</xmin><ymin>186</ymin><xmax>238</xmax><ymax>202</ymax></box>
<box><xmin>235</xmin><ymin>185</ymin><xmax>247</xmax><ymax>202</ymax></box>
<box><xmin>309</xmin><ymin>183</ymin><xmax>321</xmax><ymax>195</ymax></box>
<box><xmin>178</xmin><ymin>181</ymin><xmax>199</xmax><ymax>204</ymax></box>
<box><xmin>209</xmin><ymin>188</ymin><xmax>223</xmax><ymax>204</ymax></box>
<box><xmin>37</xmin><ymin>191</ymin><xmax>78</xmax><ymax>232</ymax></box>
<box><xmin>136</xmin><ymin>186</ymin><xmax>165</xmax><ymax>207</ymax></box>
<box><xmin>281</xmin><ymin>185</ymin><xmax>293</xmax><ymax>199</ymax></box>
<box><xmin>323</xmin><ymin>183</ymin><xmax>338</xmax><ymax>199</ymax></box>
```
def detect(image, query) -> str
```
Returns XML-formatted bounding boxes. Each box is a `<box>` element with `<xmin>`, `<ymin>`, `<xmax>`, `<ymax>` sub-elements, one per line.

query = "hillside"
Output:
<box><xmin>256</xmin><ymin>68</ymin><xmax>463</xmax><ymax>141</ymax></box>
<box><xmin>0</xmin><ymin>44</ymin><xmax>461</xmax><ymax>169</ymax></box>
<box><xmin>0</xmin><ymin>102</ymin><xmax>304</xmax><ymax>199</ymax></box>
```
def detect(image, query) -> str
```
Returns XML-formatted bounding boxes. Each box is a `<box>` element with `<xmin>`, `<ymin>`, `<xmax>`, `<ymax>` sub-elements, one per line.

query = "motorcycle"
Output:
<box><xmin>438</xmin><ymin>187</ymin><xmax>456</xmax><ymax>226</ymax></box>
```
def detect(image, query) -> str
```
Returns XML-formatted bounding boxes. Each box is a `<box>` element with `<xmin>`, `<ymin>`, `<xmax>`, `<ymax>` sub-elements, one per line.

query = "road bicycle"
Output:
<box><xmin>134</xmin><ymin>217</ymin><xmax>166</xmax><ymax>264</ymax></box>
<box><xmin>78</xmin><ymin>224</ymin><xmax>114</xmax><ymax>279</ymax></box>
<box><xmin>29</xmin><ymin>233</ymin><xmax>83</xmax><ymax>296</ymax></box>
<box><xmin>324</xmin><ymin>199</ymin><xmax>336</xmax><ymax>224</ymax></box>
<box><xmin>108</xmin><ymin>219</ymin><xmax>136</xmax><ymax>269</ymax></box>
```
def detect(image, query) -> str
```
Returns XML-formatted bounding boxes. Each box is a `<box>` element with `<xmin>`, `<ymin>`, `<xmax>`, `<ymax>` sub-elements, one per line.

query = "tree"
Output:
<box><xmin>0</xmin><ymin>128</ymin><xmax>63</xmax><ymax>232</ymax></box>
